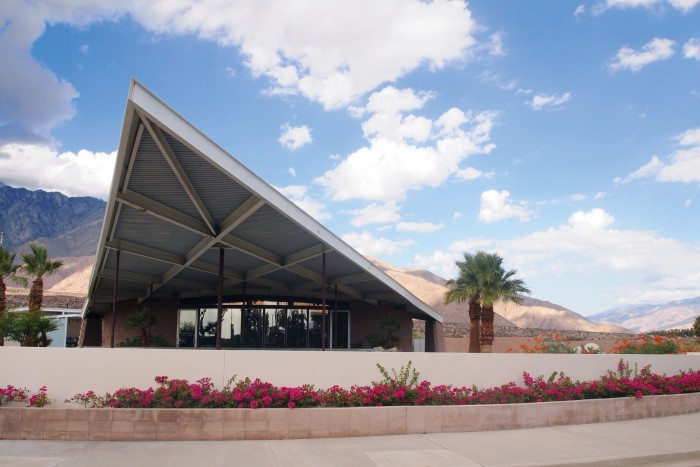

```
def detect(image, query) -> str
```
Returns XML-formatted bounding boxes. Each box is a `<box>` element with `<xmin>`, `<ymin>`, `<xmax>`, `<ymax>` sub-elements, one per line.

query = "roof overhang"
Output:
<box><xmin>82</xmin><ymin>80</ymin><xmax>442</xmax><ymax>323</ymax></box>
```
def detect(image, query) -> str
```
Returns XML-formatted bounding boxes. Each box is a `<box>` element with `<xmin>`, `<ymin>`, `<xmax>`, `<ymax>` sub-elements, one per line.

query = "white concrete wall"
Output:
<box><xmin>1</xmin><ymin>347</ymin><xmax>698</xmax><ymax>405</ymax></box>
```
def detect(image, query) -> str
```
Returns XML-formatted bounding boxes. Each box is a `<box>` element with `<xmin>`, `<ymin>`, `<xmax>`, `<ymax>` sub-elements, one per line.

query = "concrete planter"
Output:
<box><xmin>2</xmin><ymin>392</ymin><xmax>699</xmax><ymax>441</ymax></box>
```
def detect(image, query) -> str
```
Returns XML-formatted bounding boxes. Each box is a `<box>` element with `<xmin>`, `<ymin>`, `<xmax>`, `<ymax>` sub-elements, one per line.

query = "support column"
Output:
<box><xmin>425</xmin><ymin>318</ymin><xmax>446</xmax><ymax>352</ymax></box>
<box><xmin>216</xmin><ymin>247</ymin><xmax>224</xmax><ymax>350</ymax></box>
<box><xmin>333</xmin><ymin>284</ymin><xmax>338</xmax><ymax>349</ymax></box>
<box><xmin>147</xmin><ymin>283</ymin><xmax>153</xmax><ymax>348</ymax></box>
<box><xmin>110</xmin><ymin>249</ymin><xmax>120</xmax><ymax>348</ymax></box>
<box><xmin>321</xmin><ymin>251</ymin><xmax>326</xmax><ymax>351</ymax></box>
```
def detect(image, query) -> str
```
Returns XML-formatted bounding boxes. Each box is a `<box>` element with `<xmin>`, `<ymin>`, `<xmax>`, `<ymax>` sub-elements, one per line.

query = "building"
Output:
<box><xmin>80</xmin><ymin>80</ymin><xmax>445</xmax><ymax>352</ymax></box>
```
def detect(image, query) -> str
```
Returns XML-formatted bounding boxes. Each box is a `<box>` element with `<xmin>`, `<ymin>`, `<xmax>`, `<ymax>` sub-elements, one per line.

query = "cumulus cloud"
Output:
<box><xmin>129</xmin><ymin>0</ymin><xmax>477</xmax><ymax>110</ymax></box>
<box><xmin>615</xmin><ymin>127</ymin><xmax>700</xmax><ymax>184</ymax></box>
<box><xmin>478</xmin><ymin>190</ymin><xmax>531</xmax><ymax>223</ymax></box>
<box><xmin>341</xmin><ymin>231</ymin><xmax>414</xmax><ymax>257</ymax></box>
<box><xmin>0</xmin><ymin>143</ymin><xmax>115</xmax><ymax>198</ymax></box>
<box><xmin>395</xmin><ymin>221</ymin><xmax>444</xmax><ymax>233</ymax></box>
<box><xmin>275</xmin><ymin>184</ymin><xmax>330</xmax><ymax>221</ymax></box>
<box><xmin>348</xmin><ymin>202</ymin><xmax>401</xmax><ymax>227</ymax></box>
<box><xmin>279</xmin><ymin>124</ymin><xmax>312</xmax><ymax>150</ymax></box>
<box><xmin>684</xmin><ymin>38</ymin><xmax>700</xmax><ymax>60</ymax></box>
<box><xmin>416</xmin><ymin>207</ymin><xmax>700</xmax><ymax>305</ymax></box>
<box><xmin>609</xmin><ymin>38</ymin><xmax>675</xmax><ymax>72</ymax></box>
<box><xmin>1</xmin><ymin>0</ymin><xmax>479</xmax><ymax>150</ymax></box>
<box><xmin>529</xmin><ymin>92</ymin><xmax>572</xmax><ymax>110</ymax></box>
<box><xmin>315</xmin><ymin>86</ymin><xmax>496</xmax><ymax>202</ymax></box>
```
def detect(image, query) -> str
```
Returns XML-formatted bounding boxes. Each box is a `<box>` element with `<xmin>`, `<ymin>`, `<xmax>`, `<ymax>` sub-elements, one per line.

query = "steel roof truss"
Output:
<box><xmin>141</xmin><ymin>114</ymin><xmax>217</xmax><ymax>235</ymax></box>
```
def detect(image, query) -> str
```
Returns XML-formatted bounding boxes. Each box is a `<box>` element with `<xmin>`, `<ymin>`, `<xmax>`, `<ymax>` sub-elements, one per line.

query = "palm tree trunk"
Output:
<box><xmin>468</xmin><ymin>297</ymin><xmax>481</xmax><ymax>353</ymax></box>
<box><xmin>28</xmin><ymin>277</ymin><xmax>43</xmax><ymax>310</ymax></box>
<box><xmin>480</xmin><ymin>305</ymin><xmax>494</xmax><ymax>353</ymax></box>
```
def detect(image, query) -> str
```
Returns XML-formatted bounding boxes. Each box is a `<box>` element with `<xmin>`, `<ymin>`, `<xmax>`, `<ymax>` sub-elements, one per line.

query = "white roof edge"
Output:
<box><xmin>86</xmin><ymin>80</ymin><xmax>442</xmax><ymax>323</ymax></box>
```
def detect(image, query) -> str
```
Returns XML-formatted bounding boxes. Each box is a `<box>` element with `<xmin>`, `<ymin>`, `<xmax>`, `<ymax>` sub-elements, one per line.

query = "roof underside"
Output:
<box><xmin>83</xmin><ymin>81</ymin><xmax>441</xmax><ymax>323</ymax></box>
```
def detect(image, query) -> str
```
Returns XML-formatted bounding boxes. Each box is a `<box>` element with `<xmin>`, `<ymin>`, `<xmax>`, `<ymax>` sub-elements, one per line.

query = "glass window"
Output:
<box><xmin>178</xmin><ymin>309</ymin><xmax>197</xmax><ymax>347</ymax></box>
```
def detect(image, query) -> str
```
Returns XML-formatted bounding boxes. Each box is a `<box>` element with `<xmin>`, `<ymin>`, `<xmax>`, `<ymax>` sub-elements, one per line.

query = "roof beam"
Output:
<box><xmin>141</xmin><ymin>195</ymin><xmax>265</xmax><ymax>302</ymax></box>
<box><xmin>141</xmin><ymin>114</ymin><xmax>217</xmax><ymax>235</ymax></box>
<box><xmin>329</xmin><ymin>272</ymin><xmax>374</xmax><ymax>285</ymax></box>
<box><xmin>106</xmin><ymin>239</ymin><xmax>185</xmax><ymax>265</ymax></box>
<box><xmin>98</xmin><ymin>269</ymin><xmax>161</xmax><ymax>285</ymax></box>
<box><xmin>116</xmin><ymin>189</ymin><xmax>211</xmax><ymax>237</ymax></box>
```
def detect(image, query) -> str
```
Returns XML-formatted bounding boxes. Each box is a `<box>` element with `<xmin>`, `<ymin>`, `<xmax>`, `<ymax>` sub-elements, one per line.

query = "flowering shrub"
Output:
<box><xmin>612</xmin><ymin>335</ymin><xmax>684</xmax><ymax>354</ymax></box>
<box><xmin>0</xmin><ymin>385</ymin><xmax>50</xmax><ymax>407</ymax></box>
<box><xmin>0</xmin><ymin>385</ymin><xmax>29</xmax><ymax>406</ymax></box>
<box><xmin>508</xmin><ymin>332</ymin><xmax>577</xmax><ymax>354</ymax></box>
<box><xmin>62</xmin><ymin>359</ymin><xmax>700</xmax><ymax>409</ymax></box>
<box><xmin>29</xmin><ymin>386</ymin><xmax>50</xmax><ymax>407</ymax></box>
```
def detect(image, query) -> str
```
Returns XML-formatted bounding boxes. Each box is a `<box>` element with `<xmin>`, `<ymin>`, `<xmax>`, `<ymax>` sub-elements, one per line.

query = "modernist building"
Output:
<box><xmin>80</xmin><ymin>81</ymin><xmax>445</xmax><ymax>352</ymax></box>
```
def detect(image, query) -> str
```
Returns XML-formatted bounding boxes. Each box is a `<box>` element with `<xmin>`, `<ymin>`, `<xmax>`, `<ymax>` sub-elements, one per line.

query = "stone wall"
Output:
<box><xmin>1</xmin><ymin>393</ymin><xmax>698</xmax><ymax>441</ymax></box>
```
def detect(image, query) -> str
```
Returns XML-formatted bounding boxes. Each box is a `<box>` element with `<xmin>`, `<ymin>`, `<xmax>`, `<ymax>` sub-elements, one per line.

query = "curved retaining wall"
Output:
<box><xmin>1</xmin><ymin>393</ymin><xmax>699</xmax><ymax>441</ymax></box>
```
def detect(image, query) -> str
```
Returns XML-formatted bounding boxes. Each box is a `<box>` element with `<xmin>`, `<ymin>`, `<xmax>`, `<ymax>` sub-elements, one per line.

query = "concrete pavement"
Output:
<box><xmin>1</xmin><ymin>412</ymin><xmax>699</xmax><ymax>466</ymax></box>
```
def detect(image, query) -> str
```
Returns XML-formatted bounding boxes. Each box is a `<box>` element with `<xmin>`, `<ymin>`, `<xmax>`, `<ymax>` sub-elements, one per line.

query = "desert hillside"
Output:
<box><xmin>368</xmin><ymin>257</ymin><xmax>631</xmax><ymax>333</ymax></box>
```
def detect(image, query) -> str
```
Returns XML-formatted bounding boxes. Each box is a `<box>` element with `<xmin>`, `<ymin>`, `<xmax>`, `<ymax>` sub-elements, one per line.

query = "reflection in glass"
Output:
<box><xmin>177</xmin><ymin>304</ymin><xmax>350</xmax><ymax>349</ymax></box>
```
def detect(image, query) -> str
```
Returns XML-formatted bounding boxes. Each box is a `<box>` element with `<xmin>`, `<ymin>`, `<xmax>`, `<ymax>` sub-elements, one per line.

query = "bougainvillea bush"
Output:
<box><xmin>60</xmin><ymin>360</ymin><xmax>700</xmax><ymax>409</ymax></box>
<box><xmin>0</xmin><ymin>385</ymin><xmax>50</xmax><ymax>407</ymax></box>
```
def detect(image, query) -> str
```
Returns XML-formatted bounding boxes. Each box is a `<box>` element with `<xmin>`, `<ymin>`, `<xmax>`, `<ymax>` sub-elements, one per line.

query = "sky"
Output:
<box><xmin>1</xmin><ymin>0</ymin><xmax>699</xmax><ymax>316</ymax></box>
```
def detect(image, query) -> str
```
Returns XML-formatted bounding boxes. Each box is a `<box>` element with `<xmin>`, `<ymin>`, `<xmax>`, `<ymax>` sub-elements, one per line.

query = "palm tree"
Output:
<box><xmin>22</xmin><ymin>243</ymin><xmax>63</xmax><ymax>311</ymax></box>
<box><xmin>0</xmin><ymin>244</ymin><xmax>28</xmax><ymax>346</ymax></box>
<box><xmin>444</xmin><ymin>252</ymin><xmax>482</xmax><ymax>353</ymax></box>
<box><xmin>474</xmin><ymin>251</ymin><xmax>530</xmax><ymax>353</ymax></box>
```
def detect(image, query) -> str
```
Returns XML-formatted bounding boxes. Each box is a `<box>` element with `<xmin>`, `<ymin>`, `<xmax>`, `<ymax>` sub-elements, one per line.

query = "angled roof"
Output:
<box><xmin>83</xmin><ymin>80</ymin><xmax>441</xmax><ymax>323</ymax></box>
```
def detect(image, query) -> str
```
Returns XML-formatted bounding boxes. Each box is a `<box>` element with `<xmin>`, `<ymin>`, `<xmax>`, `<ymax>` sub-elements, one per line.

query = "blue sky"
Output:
<box><xmin>1</xmin><ymin>0</ymin><xmax>699</xmax><ymax>316</ymax></box>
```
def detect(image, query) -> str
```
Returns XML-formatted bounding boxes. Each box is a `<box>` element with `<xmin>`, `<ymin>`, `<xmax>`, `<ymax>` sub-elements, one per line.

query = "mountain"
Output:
<box><xmin>0</xmin><ymin>183</ymin><xmax>105</xmax><ymax>252</ymax></box>
<box><xmin>368</xmin><ymin>257</ymin><xmax>630</xmax><ymax>333</ymax></box>
<box><xmin>589</xmin><ymin>297</ymin><xmax>700</xmax><ymax>333</ymax></box>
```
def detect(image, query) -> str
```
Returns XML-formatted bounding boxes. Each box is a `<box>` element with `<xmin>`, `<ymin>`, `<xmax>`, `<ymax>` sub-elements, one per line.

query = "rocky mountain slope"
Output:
<box><xmin>589</xmin><ymin>297</ymin><xmax>700</xmax><ymax>333</ymax></box>
<box><xmin>0</xmin><ymin>183</ymin><xmax>105</xmax><ymax>252</ymax></box>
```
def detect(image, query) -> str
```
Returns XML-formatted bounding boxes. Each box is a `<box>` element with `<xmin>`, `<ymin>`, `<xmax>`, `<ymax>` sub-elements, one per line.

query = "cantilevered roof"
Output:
<box><xmin>83</xmin><ymin>80</ymin><xmax>441</xmax><ymax>323</ymax></box>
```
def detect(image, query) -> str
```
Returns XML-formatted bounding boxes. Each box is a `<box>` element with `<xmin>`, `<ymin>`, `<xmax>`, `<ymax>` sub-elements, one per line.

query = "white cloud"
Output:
<box><xmin>133</xmin><ymin>0</ymin><xmax>477</xmax><ymax>110</ymax></box>
<box><xmin>419</xmin><ymin>207</ymin><xmax>700</xmax><ymax>305</ymax></box>
<box><xmin>483</xmin><ymin>32</ymin><xmax>506</xmax><ymax>57</ymax></box>
<box><xmin>594</xmin><ymin>192</ymin><xmax>608</xmax><ymax>200</ymax></box>
<box><xmin>456</xmin><ymin>167</ymin><xmax>493</xmax><ymax>180</ymax></box>
<box><xmin>570</xmin><ymin>194</ymin><xmax>586</xmax><ymax>201</ymax></box>
<box><xmin>347</xmin><ymin>202</ymin><xmax>401</xmax><ymax>227</ymax></box>
<box><xmin>315</xmin><ymin>86</ymin><xmax>497</xmax><ymax>202</ymax></box>
<box><xmin>667</xmin><ymin>0</ymin><xmax>700</xmax><ymax>11</ymax></box>
<box><xmin>685</xmin><ymin>198</ymin><xmax>692</xmax><ymax>207</ymax></box>
<box><xmin>395</xmin><ymin>221</ymin><xmax>445</xmax><ymax>233</ymax></box>
<box><xmin>452</xmin><ymin>212</ymin><xmax>462</xmax><ymax>221</ymax></box>
<box><xmin>599</xmin><ymin>0</ymin><xmax>700</xmax><ymax>12</ymax></box>
<box><xmin>0</xmin><ymin>143</ymin><xmax>115</xmax><ymax>198</ymax></box>
<box><xmin>616</xmin><ymin>127</ymin><xmax>700</xmax><ymax>184</ymax></box>
<box><xmin>575</xmin><ymin>4</ymin><xmax>586</xmax><ymax>15</ymax></box>
<box><xmin>529</xmin><ymin>92</ymin><xmax>572</xmax><ymax>110</ymax></box>
<box><xmin>79</xmin><ymin>44</ymin><xmax>89</xmax><ymax>55</ymax></box>
<box><xmin>684</xmin><ymin>38</ymin><xmax>700</xmax><ymax>60</ymax></box>
<box><xmin>275</xmin><ymin>184</ymin><xmax>329</xmax><ymax>221</ymax></box>
<box><xmin>288</xmin><ymin>167</ymin><xmax>296</xmax><ymax>177</ymax></box>
<box><xmin>478</xmin><ymin>189</ymin><xmax>531</xmax><ymax>223</ymax></box>
<box><xmin>609</xmin><ymin>38</ymin><xmax>675</xmax><ymax>72</ymax></box>
<box><xmin>278</xmin><ymin>124</ymin><xmax>312</xmax><ymax>150</ymax></box>
<box><xmin>614</xmin><ymin>155</ymin><xmax>664</xmax><ymax>184</ymax></box>
<box><xmin>341</xmin><ymin>231</ymin><xmax>414</xmax><ymax>257</ymax></box>
<box><xmin>1</xmin><ymin>0</ymin><xmax>479</xmax><ymax>149</ymax></box>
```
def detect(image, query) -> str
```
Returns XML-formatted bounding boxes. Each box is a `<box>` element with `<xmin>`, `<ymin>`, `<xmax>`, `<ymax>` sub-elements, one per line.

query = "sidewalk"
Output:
<box><xmin>1</xmin><ymin>412</ymin><xmax>699</xmax><ymax>466</ymax></box>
